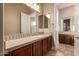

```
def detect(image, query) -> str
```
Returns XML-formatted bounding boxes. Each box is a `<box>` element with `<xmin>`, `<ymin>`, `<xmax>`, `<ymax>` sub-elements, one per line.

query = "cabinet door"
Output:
<box><xmin>13</xmin><ymin>47</ymin><xmax>26</xmax><ymax>56</ymax></box>
<box><xmin>59</xmin><ymin>34</ymin><xmax>65</xmax><ymax>44</ymax></box>
<box><xmin>47</xmin><ymin>37</ymin><xmax>51</xmax><ymax>51</ymax></box>
<box><xmin>47</xmin><ymin>36</ymin><xmax>52</xmax><ymax>51</ymax></box>
<box><xmin>25</xmin><ymin>44</ymin><xmax>33</xmax><ymax>56</ymax></box>
<box><xmin>33</xmin><ymin>40</ymin><xmax>43</xmax><ymax>56</ymax></box>
<box><xmin>71</xmin><ymin>36</ymin><xmax>74</xmax><ymax>46</ymax></box>
<box><xmin>13</xmin><ymin>44</ymin><xmax>32</xmax><ymax>56</ymax></box>
<box><xmin>59</xmin><ymin>34</ymin><xmax>62</xmax><ymax>43</ymax></box>
<box><xmin>42</xmin><ymin>38</ymin><xmax>48</xmax><ymax>55</ymax></box>
<box><xmin>49</xmin><ymin>36</ymin><xmax>52</xmax><ymax>49</ymax></box>
<box><xmin>69</xmin><ymin>35</ymin><xmax>74</xmax><ymax>46</ymax></box>
<box><xmin>65</xmin><ymin>35</ymin><xmax>71</xmax><ymax>44</ymax></box>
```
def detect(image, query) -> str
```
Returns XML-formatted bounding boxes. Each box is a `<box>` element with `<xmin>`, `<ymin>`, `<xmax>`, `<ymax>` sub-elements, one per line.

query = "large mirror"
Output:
<box><xmin>4</xmin><ymin>3</ymin><xmax>40</xmax><ymax>36</ymax></box>
<box><xmin>4</xmin><ymin>3</ymin><xmax>50</xmax><ymax>38</ymax></box>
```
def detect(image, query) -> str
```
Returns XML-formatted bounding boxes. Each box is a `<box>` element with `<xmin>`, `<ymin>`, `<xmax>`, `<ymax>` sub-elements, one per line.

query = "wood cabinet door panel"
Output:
<box><xmin>25</xmin><ymin>44</ymin><xmax>33</xmax><ymax>56</ymax></box>
<box><xmin>13</xmin><ymin>47</ymin><xmax>26</xmax><ymax>56</ymax></box>
<box><xmin>70</xmin><ymin>36</ymin><xmax>74</xmax><ymax>46</ymax></box>
<box><xmin>59</xmin><ymin>34</ymin><xmax>62</xmax><ymax>43</ymax></box>
<box><xmin>33</xmin><ymin>40</ymin><xmax>43</xmax><ymax>56</ymax></box>
<box><xmin>47</xmin><ymin>36</ymin><xmax>52</xmax><ymax>51</ymax></box>
<box><xmin>65</xmin><ymin>35</ymin><xmax>71</xmax><ymax>44</ymax></box>
<box><xmin>13</xmin><ymin>44</ymin><xmax>32</xmax><ymax>56</ymax></box>
<box><xmin>49</xmin><ymin>36</ymin><xmax>53</xmax><ymax>49</ymax></box>
<box><xmin>43</xmin><ymin>38</ymin><xmax>48</xmax><ymax>55</ymax></box>
<box><xmin>47</xmin><ymin>37</ymin><xmax>51</xmax><ymax>51</ymax></box>
<box><xmin>59</xmin><ymin>34</ymin><xmax>65</xmax><ymax>43</ymax></box>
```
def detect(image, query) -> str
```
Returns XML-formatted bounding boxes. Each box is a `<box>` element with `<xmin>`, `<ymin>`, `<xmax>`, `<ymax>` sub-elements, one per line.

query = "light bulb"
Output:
<box><xmin>32</xmin><ymin>21</ymin><xmax>36</xmax><ymax>26</ymax></box>
<box><xmin>46</xmin><ymin>14</ymin><xmax>50</xmax><ymax>19</ymax></box>
<box><xmin>37</xmin><ymin>5</ymin><xmax>39</xmax><ymax>9</ymax></box>
<box><xmin>33</xmin><ymin>3</ymin><xmax>37</xmax><ymax>6</ymax></box>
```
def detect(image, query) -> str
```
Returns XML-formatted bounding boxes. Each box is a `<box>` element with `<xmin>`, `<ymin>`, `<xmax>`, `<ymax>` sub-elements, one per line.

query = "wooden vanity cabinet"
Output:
<box><xmin>5</xmin><ymin>35</ymin><xmax>53</xmax><ymax>56</ymax></box>
<box><xmin>33</xmin><ymin>40</ymin><xmax>43</xmax><ymax>56</ymax></box>
<box><xmin>59</xmin><ymin>34</ymin><xmax>74</xmax><ymax>46</ymax></box>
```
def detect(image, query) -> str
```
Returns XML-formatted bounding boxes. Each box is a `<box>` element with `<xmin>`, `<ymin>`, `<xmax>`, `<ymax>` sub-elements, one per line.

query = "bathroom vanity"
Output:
<box><xmin>5</xmin><ymin>33</ymin><xmax>53</xmax><ymax>56</ymax></box>
<box><xmin>59</xmin><ymin>32</ymin><xmax>74</xmax><ymax>46</ymax></box>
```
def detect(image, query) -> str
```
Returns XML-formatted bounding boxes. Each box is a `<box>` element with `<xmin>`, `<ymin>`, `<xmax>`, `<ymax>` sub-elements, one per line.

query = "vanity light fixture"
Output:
<box><xmin>25</xmin><ymin>3</ymin><xmax>40</xmax><ymax>12</ymax></box>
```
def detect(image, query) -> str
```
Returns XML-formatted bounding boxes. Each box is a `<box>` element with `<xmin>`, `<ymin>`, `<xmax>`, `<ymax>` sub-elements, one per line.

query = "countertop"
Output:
<box><xmin>59</xmin><ymin>32</ymin><xmax>74</xmax><ymax>36</ymax></box>
<box><xmin>5</xmin><ymin>33</ymin><xmax>52</xmax><ymax>54</ymax></box>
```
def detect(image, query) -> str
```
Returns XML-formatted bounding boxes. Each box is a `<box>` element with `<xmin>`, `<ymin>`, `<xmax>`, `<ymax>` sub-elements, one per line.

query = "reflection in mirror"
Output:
<box><xmin>44</xmin><ymin>15</ymin><xmax>48</xmax><ymax>28</ymax></box>
<box><xmin>21</xmin><ymin>12</ymin><xmax>30</xmax><ymax>34</ymax></box>
<box><xmin>63</xmin><ymin>19</ymin><xmax>70</xmax><ymax>31</ymax></box>
<box><xmin>38</xmin><ymin>15</ymin><xmax>43</xmax><ymax>28</ymax></box>
<box><xmin>30</xmin><ymin>16</ymin><xmax>37</xmax><ymax>34</ymax></box>
<box><xmin>38</xmin><ymin>15</ymin><xmax>48</xmax><ymax>28</ymax></box>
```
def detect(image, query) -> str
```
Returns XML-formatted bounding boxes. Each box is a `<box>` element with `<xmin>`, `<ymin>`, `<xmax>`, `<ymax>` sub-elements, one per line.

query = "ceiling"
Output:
<box><xmin>56</xmin><ymin>3</ymin><xmax>75</xmax><ymax>9</ymax></box>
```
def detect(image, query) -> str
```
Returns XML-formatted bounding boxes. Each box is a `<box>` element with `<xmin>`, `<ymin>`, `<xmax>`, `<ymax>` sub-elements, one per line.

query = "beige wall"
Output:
<box><xmin>0</xmin><ymin>3</ymin><xmax>3</xmax><ymax>55</ymax></box>
<box><xmin>59</xmin><ymin>6</ymin><xmax>75</xmax><ymax>32</ymax></box>
<box><xmin>59</xmin><ymin>6</ymin><xmax>74</xmax><ymax>18</ymax></box>
<box><xmin>4</xmin><ymin>3</ymin><xmax>32</xmax><ymax>35</ymax></box>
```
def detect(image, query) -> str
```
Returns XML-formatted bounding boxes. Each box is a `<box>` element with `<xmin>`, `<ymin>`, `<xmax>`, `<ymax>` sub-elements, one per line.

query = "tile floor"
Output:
<box><xmin>46</xmin><ymin>44</ymin><xmax>74</xmax><ymax>56</ymax></box>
